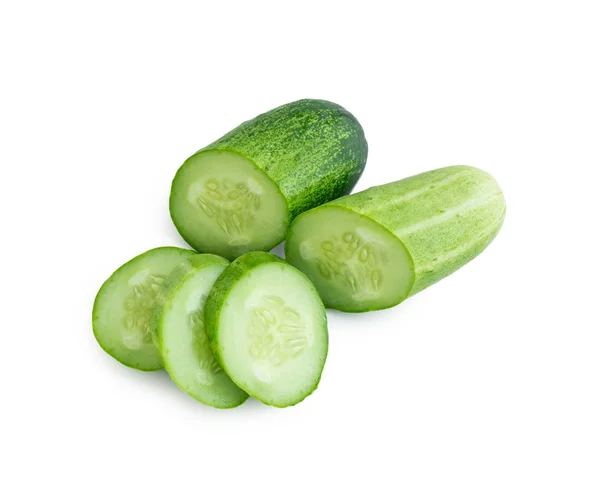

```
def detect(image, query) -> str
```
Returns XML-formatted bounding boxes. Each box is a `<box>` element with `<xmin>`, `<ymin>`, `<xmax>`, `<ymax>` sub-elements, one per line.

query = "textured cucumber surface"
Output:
<box><xmin>286</xmin><ymin>166</ymin><xmax>506</xmax><ymax>312</ymax></box>
<box><xmin>92</xmin><ymin>247</ymin><xmax>196</xmax><ymax>370</ymax></box>
<box><xmin>205</xmin><ymin>252</ymin><xmax>328</xmax><ymax>408</ymax></box>
<box><xmin>150</xmin><ymin>254</ymin><xmax>248</xmax><ymax>408</ymax></box>
<box><xmin>170</xmin><ymin>99</ymin><xmax>368</xmax><ymax>259</ymax></box>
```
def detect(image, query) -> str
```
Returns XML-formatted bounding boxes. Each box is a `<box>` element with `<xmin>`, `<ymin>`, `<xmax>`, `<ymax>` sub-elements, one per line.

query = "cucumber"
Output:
<box><xmin>150</xmin><ymin>254</ymin><xmax>248</xmax><ymax>408</ymax></box>
<box><xmin>92</xmin><ymin>247</ymin><xmax>196</xmax><ymax>370</ymax></box>
<box><xmin>170</xmin><ymin>99</ymin><xmax>368</xmax><ymax>260</ymax></box>
<box><xmin>205</xmin><ymin>252</ymin><xmax>328</xmax><ymax>407</ymax></box>
<box><xmin>285</xmin><ymin>166</ymin><xmax>506</xmax><ymax>312</ymax></box>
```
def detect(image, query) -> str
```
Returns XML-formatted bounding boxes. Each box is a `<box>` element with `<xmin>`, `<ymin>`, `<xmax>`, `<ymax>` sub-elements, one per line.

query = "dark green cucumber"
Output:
<box><xmin>205</xmin><ymin>252</ymin><xmax>328</xmax><ymax>407</ymax></box>
<box><xmin>92</xmin><ymin>247</ymin><xmax>196</xmax><ymax>370</ymax></box>
<box><xmin>170</xmin><ymin>99</ymin><xmax>368</xmax><ymax>260</ymax></box>
<box><xmin>285</xmin><ymin>166</ymin><xmax>506</xmax><ymax>312</ymax></box>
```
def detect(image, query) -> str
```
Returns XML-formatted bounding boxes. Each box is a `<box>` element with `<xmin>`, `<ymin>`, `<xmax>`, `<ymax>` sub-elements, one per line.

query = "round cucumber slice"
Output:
<box><xmin>285</xmin><ymin>206</ymin><xmax>415</xmax><ymax>312</ymax></box>
<box><xmin>92</xmin><ymin>247</ymin><xmax>196</xmax><ymax>371</ymax></box>
<box><xmin>205</xmin><ymin>252</ymin><xmax>328</xmax><ymax>408</ymax></box>
<box><xmin>170</xmin><ymin>150</ymin><xmax>289</xmax><ymax>261</ymax></box>
<box><xmin>151</xmin><ymin>254</ymin><xmax>248</xmax><ymax>408</ymax></box>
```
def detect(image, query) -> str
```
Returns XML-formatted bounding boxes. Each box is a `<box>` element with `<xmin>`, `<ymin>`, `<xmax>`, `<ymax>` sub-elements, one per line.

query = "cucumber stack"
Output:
<box><xmin>92</xmin><ymin>99</ymin><xmax>506</xmax><ymax>409</ymax></box>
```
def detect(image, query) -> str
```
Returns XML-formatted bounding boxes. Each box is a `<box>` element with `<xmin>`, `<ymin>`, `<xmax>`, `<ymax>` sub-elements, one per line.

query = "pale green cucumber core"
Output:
<box><xmin>170</xmin><ymin>150</ymin><xmax>289</xmax><ymax>260</ymax></box>
<box><xmin>285</xmin><ymin>206</ymin><xmax>415</xmax><ymax>312</ymax></box>
<box><xmin>159</xmin><ymin>262</ymin><xmax>247</xmax><ymax>408</ymax></box>
<box><xmin>217</xmin><ymin>262</ymin><xmax>327</xmax><ymax>407</ymax></box>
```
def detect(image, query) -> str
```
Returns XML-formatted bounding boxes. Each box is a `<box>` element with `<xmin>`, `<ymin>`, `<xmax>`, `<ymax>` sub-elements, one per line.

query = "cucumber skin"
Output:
<box><xmin>205</xmin><ymin>252</ymin><xmax>329</xmax><ymax>408</ymax></box>
<box><xmin>92</xmin><ymin>246</ymin><xmax>196</xmax><ymax>372</ymax></box>
<box><xmin>288</xmin><ymin>166</ymin><xmax>506</xmax><ymax>304</ymax></box>
<box><xmin>187</xmin><ymin>99</ymin><xmax>368</xmax><ymax>220</ymax></box>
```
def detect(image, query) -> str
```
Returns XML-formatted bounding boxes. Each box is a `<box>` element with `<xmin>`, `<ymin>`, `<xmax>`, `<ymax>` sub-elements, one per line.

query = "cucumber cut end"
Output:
<box><xmin>92</xmin><ymin>247</ymin><xmax>195</xmax><ymax>371</ymax></box>
<box><xmin>170</xmin><ymin>150</ymin><xmax>289</xmax><ymax>260</ymax></box>
<box><xmin>209</xmin><ymin>254</ymin><xmax>328</xmax><ymax>407</ymax></box>
<box><xmin>285</xmin><ymin>206</ymin><xmax>415</xmax><ymax>312</ymax></box>
<box><xmin>156</xmin><ymin>256</ymin><xmax>248</xmax><ymax>408</ymax></box>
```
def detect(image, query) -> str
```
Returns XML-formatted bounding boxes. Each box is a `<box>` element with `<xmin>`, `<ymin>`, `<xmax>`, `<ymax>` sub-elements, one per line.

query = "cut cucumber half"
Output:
<box><xmin>286</xmin><ymin>166</ymin><xmax>506</xmax><ymax>312</ymax></box>
<box><xmin>170</xmin><ymin>99</ymin><xmax>368</xmax><ymax>260</ymax></box>
<box><xmin>205</xmin><ymin>252</ymin><xmax>328</xmax><ymax>408</ymax></box>
<box><xmin>92</xmin><ymin>247</ymin><xmax>196</xmax><ymax>370</ymax></box>
<box><xmin>150</xmin><ymin>254</ymin><xmax>248</xmax><ymax>408</ymax></box>
<box><xmin>170</xmin><ymin>150</ymin><xmax>289</xmax><ymax>260</ymax></box>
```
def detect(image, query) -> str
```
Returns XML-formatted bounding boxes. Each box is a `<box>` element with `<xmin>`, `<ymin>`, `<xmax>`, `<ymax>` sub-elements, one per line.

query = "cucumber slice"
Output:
<box><xmin>205</xmin><ymin>252</ymin><xmax>328</xmax><ymax>408</ymax></box>
<box><xmin>150</xmin><ymin>254</ymin><xmax>248</xmax><ymax>408</ymax></box>
<box><xmin>170</xmin><ymin>99</ymin><xmax>368</xmax><ymax>260</ymax></box>
<box><xmin>285</xmin><ymin>166</ymin><xmax>506</xmax><ymax>312</ymax></box>
<box><xmin>92</xmin><ymin>247</ymin><xmax>196</xmax><ymax>370</ymax></box>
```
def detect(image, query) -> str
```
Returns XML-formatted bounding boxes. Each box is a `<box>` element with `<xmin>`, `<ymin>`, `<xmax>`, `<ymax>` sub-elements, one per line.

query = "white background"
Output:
<box><xmin>1</xmin><ymin>1</ymin><xmax>599</xmax><ymax>500</ymax></box>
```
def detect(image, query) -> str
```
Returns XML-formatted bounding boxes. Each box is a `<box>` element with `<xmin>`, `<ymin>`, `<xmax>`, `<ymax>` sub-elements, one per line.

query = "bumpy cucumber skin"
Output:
<box><xmin>205</xmin><ymin>252</ymin><xmax>329</xmax><ymax>408</ymax></box>
<box><xmin>92</xmin><ymin>247</ymin><xmax>196</xmax><ymax>371</ymax></box>
<box><xmin>286</xmin><ymin>166</ymin><xmax>506</xmax><ymax>311</ymax></box>
<box><xmin>174</xmin><ymin>99</ymin><xmax>368</xmax><ymax>222</ymax></box>
<box><xmin>150</xmin><ymin>253</ymin><xmax>249</xmax><ymax>409</ymax></box>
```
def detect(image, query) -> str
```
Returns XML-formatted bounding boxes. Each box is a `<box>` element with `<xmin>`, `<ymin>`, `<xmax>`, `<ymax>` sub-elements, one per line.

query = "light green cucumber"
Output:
<box><xmin>205</xmin><ymin>252</ymin><xmax>328</xmax><ymax>407</ymax></box>
<box><xmin>285</xmin><ymin>166</ymin><xmax>506</xmax><ymax>312</ymax></box>
<box><xmin>150</xmin><ymin>254</ymin><xmax>248</xmax><ymax>408</ymax></box>
<box><xmin>92</xmin><ymin>247</ymin><xmax>196</xmax><ymax>370</ymax></box>
<box><xmin>170</xmin><ymin>99</ymin><xmax>368</xmax><ymax>260</ymax></box>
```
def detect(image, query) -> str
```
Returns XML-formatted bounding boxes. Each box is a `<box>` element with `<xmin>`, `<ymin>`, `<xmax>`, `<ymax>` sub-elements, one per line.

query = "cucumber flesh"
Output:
<box><xmin>286</xmin><ymin>166</ymin><xmax>505</xmax><ymax>312</ymax></box>
<box><xmin>205</xmin><ymin>252</ymin><xmax>328</xmax><ymax>407</ymax></box>
<box><xmin>92</xmin><ymin>247</ymin><xmax>196</xmax><ymax>370</ymax></box>
<box><xmin>151</xmin><ymin>254</ymin><xmax>248</xmax><ymax>408</ymax></box>
<box><xmin>284</xmin><ymin>206</ymin><xmax>415</xmax><ymax>312</ymax></box>
<box><xmin>170</xmin><ymin>150</ymin><xmax>288</xmax><ymax>260</ymax></box>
